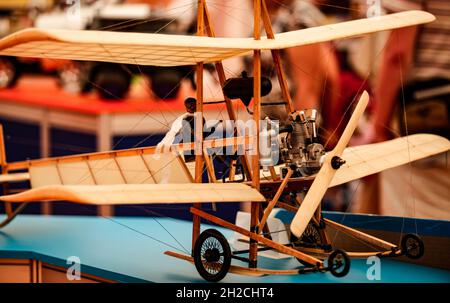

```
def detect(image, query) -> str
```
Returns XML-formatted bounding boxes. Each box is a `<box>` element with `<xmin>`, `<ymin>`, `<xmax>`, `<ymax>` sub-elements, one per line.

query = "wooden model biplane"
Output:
<box><xmin>0</xmin><ymin>1</ymin><xmax>449</xmax><ymax>282</ymax></box>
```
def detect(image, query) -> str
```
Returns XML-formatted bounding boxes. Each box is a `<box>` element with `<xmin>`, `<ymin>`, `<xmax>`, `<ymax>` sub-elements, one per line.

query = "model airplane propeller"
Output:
<box><xmin>290</xmin><ymin>91</ymin><xmax>369</xmax><ymax>238</ymax></box>
<box><xmin>0</xmin><ymin>1</ymin><xmax>448</xmax><ymax>282</ymax></box>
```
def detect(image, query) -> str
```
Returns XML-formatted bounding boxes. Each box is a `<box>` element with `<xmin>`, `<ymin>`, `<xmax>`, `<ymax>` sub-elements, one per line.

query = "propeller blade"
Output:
<box><xmin>290</xmin><ymin>91</ymin><xmax>369</xmax><ymax>238</ymax></box>
<box><xmin>334</xmin><ymin>91</ymin><xmax>370</xmax><ymax>154</ymax></box>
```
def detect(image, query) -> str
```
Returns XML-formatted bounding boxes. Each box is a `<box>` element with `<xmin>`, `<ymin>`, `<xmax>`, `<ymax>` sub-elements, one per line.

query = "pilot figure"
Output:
<box><xmin>156</xmin><ymin>97</ymin><xmax>201</xmax><ymax>162</ymax></box>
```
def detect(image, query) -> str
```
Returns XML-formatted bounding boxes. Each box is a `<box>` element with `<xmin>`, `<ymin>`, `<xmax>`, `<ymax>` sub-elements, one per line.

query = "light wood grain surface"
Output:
<box><xmin>0</xmin><ymin>11</ymin><xmax>434</xmax><ymax>66</ymax></box>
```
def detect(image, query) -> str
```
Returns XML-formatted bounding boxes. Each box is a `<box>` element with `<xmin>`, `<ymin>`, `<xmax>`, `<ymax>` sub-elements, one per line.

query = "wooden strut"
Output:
<box><xmin>248</xmin><ymin>0</ymin><xmax>263</xmax><ymax>270</ymax></box>
<box><xmin>228</xmin><ymin>159</ymin><xmax>236</xmax><ymax>181</ymax></box>
<box><xmin>203</xmin><ymin>147</ymin><xmax>217</xmax><ymax>183</ymax></box>
<box><xmin>260</xmin><ymin>0</ymin><xmax>295</xmax><ymax>113</ymax></box>
<box><xmin>269</xmin><ymin>166</ymin><xmax>279</xmax><ymax>181</ymax></box>
<box><xmin>236</xmin><ymin>235</ymin><xmax>397</xmax><ymax>260</ymax></box>
<box><xmin>276</xmin><ymin>201</ymin><xmax>298</xmax><ymax>213</ymax></box>
<box><xmin>97</xmin><ymin>157</ymin><xmax>116</xmax><ymax>217</ymax></box>
<box><xmin>203</xmin><ymin>147</ymin><xmax>217</xmax><ymax>212</ymax></box>
<box><xmin>1</xmin><ymin>171</ymin><xmax>13</xmax><ymax>216</ymax></box>
<box><xmin>86</xmin><ymin>158</ymin><xmax>109</xmax><ymax>217</ymax></box>
<box><xmin>190</xmin><ymin>206</ymin><xmax>323</xmax><ymax>267</ymax></box>
<box><xmin>0</xmin><ymin>125</ymin><xmax>6</xmax><ymax>167</ymax></box>
<box><xmin>275</xmin><ymin>200</ymin><xmax>394</xmax><ymax>251</ymax></box>
<box><xmin>254</xmin><ymin>0</ymin><xmax>302</xmax><ymax>244</ymax></box>
<box><xmin>201</xmin><ymin>1</ymin><xmax>253</xmax><ymax>182</ymax></box>
<box><xmin>323</xmin><ymin>218</ymin><xmax>398</xmax><ymax>251</ymax></box>
<box><xmin>309</xmin><ymin>244</ymin><xmax>399</xmax><ymax>257</ymax></box>
<box><xmin>0</xmin><ymin>202</ymin><xmax>28</xmax><ymax>229</ymax></box>
<box><xmin>191</xmin><ymin>0</ymin><xmax>206</xmax><ymax>253</ymax></box>
<box><xmin>0</xmin><ymin>125</ymin><xmax>14</xmax><ymax>217</ymax></box>
<box><xmin>164</xmin><ymin>250</ymin><xmax>307</xmax><ymax>276</ymax></box>
<box><xmin>164</xmin><ymin>250</ymin><xmax>303</xmax><ymax>276</ymax></box>
<box><xmin>257</xmin><ymin>168</ymin><xmax>293</xmax><ymax>234</ymax></box>
<box><xmin>139</xmin><ymin>152</ymin><xmax>157</xmax><ymax>183</ymax></box>
<box><xmin>293</xmin><ymin>247</ymin><xmax>396</xmax><ymax>260</ymax></box>
<box><xmin>258</xmin><ymin>204</ymin><xmax>272</xmax><ymax>241</ymax></box>
<box><xmin>347</xmin><ymin>250</ymin><xmax>400</xmax><ymax>258</ymax></box>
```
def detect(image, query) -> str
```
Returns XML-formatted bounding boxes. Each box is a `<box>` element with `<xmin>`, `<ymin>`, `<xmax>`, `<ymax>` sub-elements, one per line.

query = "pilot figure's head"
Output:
<box><xmin>184</xmin><ymin>97</ymin><xmax>197</xmax><ymax>114</ymax></box>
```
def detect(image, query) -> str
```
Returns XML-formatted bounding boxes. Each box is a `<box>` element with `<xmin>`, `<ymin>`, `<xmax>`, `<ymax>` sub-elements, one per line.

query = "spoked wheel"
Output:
<box><xmin>401</xmin><ymin>234</ymin><xmax>425</xmax><ymax>259</ymax></box>
<box><xmin>301</xmin><ymin>222</ymin><xmax>323</xmax><ymax>246</ymax></box>
<box><xmin>291</xmin><ymin>222</ymin><xmax>323</xmax><ymax>267</ymax></box>
<box><xmin>328</xmin><ymin>249</ymin><xmax>350</xmax><ymax>278</ymax></box>
<box><xmin>193</xmin><ymin>229</ymin><xmax>231</xmax><ymax>282</ymax></box>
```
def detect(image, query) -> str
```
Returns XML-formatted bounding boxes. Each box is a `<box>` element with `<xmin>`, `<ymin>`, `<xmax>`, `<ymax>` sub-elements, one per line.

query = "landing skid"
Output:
<box><xmin>165</xmin><ymin>251</ymin><xmax>325</xmax><ymax>277</ymax></box>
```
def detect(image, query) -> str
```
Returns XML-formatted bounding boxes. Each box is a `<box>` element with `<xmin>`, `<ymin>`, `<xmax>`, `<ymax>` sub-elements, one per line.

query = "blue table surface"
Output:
<box><xmin>0</xmin><ymin>213</ymin><xmax>449</xmax><ymax>283</ymax></box>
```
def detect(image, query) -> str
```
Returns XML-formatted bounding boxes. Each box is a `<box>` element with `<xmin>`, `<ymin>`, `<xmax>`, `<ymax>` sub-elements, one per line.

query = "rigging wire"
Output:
<box><xmin>98</xmin><ymin>212</ymin><xmax>190</xmax><ymax>254</ymax></box>
<box><xmin>130</xmin><ymin>205</ymin><xmax>190</xmax><ymax>254</ymax></box>
<box><xmin>329</xmin><ymin>179</ymin><xmax>388</xmax><ymax>252</ymax></box>
<box><xmin>94</xmin><ymin>2</ymin><xmax>197</xmax><ymax>32</ymax></box>
<box><xmin>398</xmin><ymin>30</ymin><xmax>418</xmax><ymax>241</ymax></box>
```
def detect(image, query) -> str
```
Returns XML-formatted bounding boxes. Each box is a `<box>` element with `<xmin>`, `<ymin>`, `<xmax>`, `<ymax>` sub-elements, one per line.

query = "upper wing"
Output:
<box><xmin>0</xmin><ymin>183</ymin><xmax>266</xmax><ymax>204</ymax></box>
<box><xmin>330</xmin><ymin>134</ymin><xmax>450</xmax><ymax>187</ymax></box>
<box><xmin>0</xmin><ymin>10</ymin><xmax>433</xmax><ymax>66</ymax></box>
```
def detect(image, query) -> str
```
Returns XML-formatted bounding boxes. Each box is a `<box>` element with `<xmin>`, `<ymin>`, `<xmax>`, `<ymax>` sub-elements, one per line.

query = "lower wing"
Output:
<box><xmin>330</xmin><ymin>133</ymin><xmax>449</xmax><ymax>187</ymax></box>
<box><xmin>0</xmin><ymin>183</ymin><xmax>265</xmax><ymax>205</ymax></box>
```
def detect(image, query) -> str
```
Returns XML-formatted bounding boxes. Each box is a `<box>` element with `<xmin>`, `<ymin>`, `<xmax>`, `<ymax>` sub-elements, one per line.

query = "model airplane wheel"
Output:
<box><xmin>194</xmin><ymin>229</ymin><xmax>231</xmax><ymax>282</ymax></box>
<box><xmin>328</xmin><ymin>249</ymin><xmax>350</xmax><ymax>278</ymax></box>
<box><xmin>401</xmin><ymin>234</ymin><xmax>425</xmax><ymax>259</ymax></box>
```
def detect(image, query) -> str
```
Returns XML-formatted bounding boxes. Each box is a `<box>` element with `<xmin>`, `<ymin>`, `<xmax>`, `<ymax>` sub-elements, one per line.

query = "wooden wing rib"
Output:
<box><xmin>0</xmin><ymin>28</ymin><xmax>252</xmax><ymax>66</ymax></box>
<box><xmin>0</xmin><ymin>10</ymin><xmax>433</xmax><ymax>66</ymax></box>
<box><xmin>330</xmin><ymin>134</ymin><xmax>450</xmax><ymax>187</ymax></box>
<box><xmin>0</xmin><ymin>183</ymin><xmax>266</xmax><ymax>205</ymax></box>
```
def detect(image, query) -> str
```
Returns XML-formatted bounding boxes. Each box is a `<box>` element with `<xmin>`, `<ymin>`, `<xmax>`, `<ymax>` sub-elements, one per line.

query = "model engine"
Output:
<box><xmin>221</xmin><ymin>73</ymin><xmax>326</xmax><ymax>177</ymax></box>
<box><xmin>280</xmin><ymin>109</ymin><xmax>326</xmax><ymax>177</ymax></box>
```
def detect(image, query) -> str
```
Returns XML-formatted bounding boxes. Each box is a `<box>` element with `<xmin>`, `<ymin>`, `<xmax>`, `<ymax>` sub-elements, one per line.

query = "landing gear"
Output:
<box><xmin>193</xmin><ymin>229</ymin><xmax>231</xmax><ymax>282</ymax></box>
<box><xmin>328</xmin><ymin>249</ymin><xmax>350</xmax><ymax>278</ymax></box>
<box><xmin>401</xmin><ymin>234</ymin><xmax>425</xmax><ymax>259</ymax></box>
